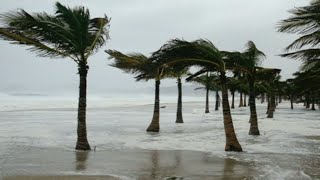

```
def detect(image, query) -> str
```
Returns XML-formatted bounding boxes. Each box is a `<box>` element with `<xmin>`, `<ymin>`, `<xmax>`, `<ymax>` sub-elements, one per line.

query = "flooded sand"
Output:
<box><xmin>0</xmin><ymin>95</ymin><xmax>319</xmax><ymax>179</ymax></box>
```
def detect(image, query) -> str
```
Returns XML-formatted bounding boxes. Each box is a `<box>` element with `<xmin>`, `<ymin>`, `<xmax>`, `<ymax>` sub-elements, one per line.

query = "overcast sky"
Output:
<box><xmin>0</xmin><ymin>0</ymin><xmax>308</xmax><ymax>95</ymax></box>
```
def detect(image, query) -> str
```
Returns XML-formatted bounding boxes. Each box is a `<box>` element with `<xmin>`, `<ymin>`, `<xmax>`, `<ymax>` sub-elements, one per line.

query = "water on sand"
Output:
<box><xmin>0</xmin><ymin>94</ymin><xmax>319</xmax><ymax>179</ymax></box>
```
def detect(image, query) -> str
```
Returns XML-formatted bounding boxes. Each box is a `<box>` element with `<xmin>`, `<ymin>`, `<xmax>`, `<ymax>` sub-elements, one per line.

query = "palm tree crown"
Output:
<box><xmin>0</xmin><ymin>2</ymin><xmax>110</xmax><ymax>63</ymax></box>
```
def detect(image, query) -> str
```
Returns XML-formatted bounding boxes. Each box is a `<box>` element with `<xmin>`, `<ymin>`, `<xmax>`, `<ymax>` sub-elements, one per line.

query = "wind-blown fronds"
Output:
<box><xmin>280</xmin><ymin>48</ymin><xmax>320</xmax><ymax>61</ymax></box>
<box><xmin>187</xmin><ymin>72</ymin><xmax>220</xmax><ymax>91</ymax></box>
<box><xmin>243</xmin><ymin>41</ymin><xmax>266</xmax><ymax>68</ymax></box>
<box><xmin>0</xmin><ymin>27</ymin><xmax>70</xmax><ymax>58</ymax></box>
<box><xmin>300</xmin><ymin>58</ymin><xmax>320</xmax><ymax>71</ymax></box>
<box><xmin>106</xmin><ymin>50</ymin><xmax>159</xmax><ymax>81</ymax></box>
<box><xmin>151</xmin><ymin>39</ymin><xmax>222</xmax><ymax>71</ymax></box>
<box><xmin>278</xmin><ymin>0</ymin><xmax>320</xmax><ymax>67</ymax></box>
<box><xmin>165</xmin><ymin>67</ymin><xmax>189</xmax><ymax>79</ymax></box>
<box><xmin>277</xmin><ymin>0</ymin><xmax>320</xmax><ymax>34</ymax></box>
<box><xmin>0</xmin><ymin>2</ymin><xmax>110</xmax><ymax>63</ymax></box>
<box><xmin>285</xmin><ymin>32</ymin><xmax>320</xmax><ymax>50</ymax></box>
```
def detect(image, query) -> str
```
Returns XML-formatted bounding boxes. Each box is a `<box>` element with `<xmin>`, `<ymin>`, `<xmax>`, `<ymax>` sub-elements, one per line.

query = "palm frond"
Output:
<box><xmin>277</xmin><ymin>1</ymin><xmax>320</xmax><ymax>34</ymax></box>
<box><xmin>280</xmin><ymin>48</ymin><xmax>320</xmax><ymax>61</ymax></box>
<box><xmin>151</xmin><ymin>38</ymin><xmax>222</xmax><ymax>71</ymax></box>
<box><xmin>243</xmin><ymin>41</ymin><xmax>266</xmax><ymax>67</ymax></box>
<box><xmin>300</xmin><ymin>58</ymin><xmax>320</xmax><ymax>71</ymax></box>
<box><xmin>106</xmin><ymin>49</ymin><xmax>159</xmax><ymax>81</ymax></box>
<box><xmin>285</xmin><ymin>31</ymin><xmax>320</xmax><ymax>51</ymax></box>
<box><xmin>0</xmin><ymin>27</ymin><xmax>73</xmax><ymax>59</ymax></box>
<box><xmin>187</xmin><ymin>72</ymin><xmax>220</xmax><ymax>91</ymax></box>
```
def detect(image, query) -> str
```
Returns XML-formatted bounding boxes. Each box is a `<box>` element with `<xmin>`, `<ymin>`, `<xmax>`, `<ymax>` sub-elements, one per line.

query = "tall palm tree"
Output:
<box><xmin>166</xmin><ymin>67</ymin><xmax>189</xmax><ymax>123</ymax></box>
<box><xmin>106</xmin><ymin>50</ymin><xmax>167</xmax><ymax>132</ymax></box>
<box><xmin>0</xmin><ymin>3</ymin><xmax>110</xmax><ymax>150</ymax></box>
<box><xmin>242</xmin><ymin>41</ymin><xmax>266</xmax><ymax>135</ymax></box>
<box><xmin>152</xmin><ymin>39</ymin><xmax>243</xmax><ymax>152</ymax></box>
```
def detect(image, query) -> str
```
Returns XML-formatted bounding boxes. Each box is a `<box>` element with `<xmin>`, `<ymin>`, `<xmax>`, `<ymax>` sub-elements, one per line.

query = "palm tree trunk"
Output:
<box><xmin>215</xmin><ymin>90</ymin><xmax>219</xmax><ymax>111</ymax></box>
<box><xmin>271</xmin><ymin>94</ymin><xmax>276</xmax><ymax>111</ymax></box>
<box><xmin>244</xmin><ymin>94</ymin><xmax>247</xmax><ymax>107</ymax></box>
<box><xmin>239</xmin><ymin>92</ymin><xmax>243</xmax><ymax>107</ymax></box>
<box><xmin>75</xmin><ymin>64</ymin><xmax>91</xmax><ymax>151</ymax></box>
<box><xmin>267</xmin><ymin>92</ymin><xmax>275</xmax><ymax>118</ymax></box>
<box><xmin>290</xmin><ymin>95</ymin><xmax>294</xmax><ymax>109</ymax></box>
<box><xmin>205</xmin><ymin>87</ymin><xmax>210</xmax><ymax>113</ymax></box>
<box><xmin>266</xmin><ymin>95</ymin><xmax>270</xmax><ymax>114</ymax></box>
<box><xmin>261</xmin><ymin>93</ymin><xmax>265</xmax><ymax>103</ymax></box>
<box><xmin>311</xmin><ymin>94</ymin><xmax>316</xmax><ymax>110</ymax></box>
<box><xmin>279</xmin><ymin>95</ymin><xmax>282</xmax><ymax>103</ymax></box>
<box><xmin>176</xmin><ymin>78</ymin><xmax>183</xmax><ymax>123</ymax></box>
<box><xmin>231</xmin><ymin>91</ymin><xmax>235</xmax><ymax>109</ymax></box>
<box><xmin>147</xmin><ymin>80</ymin><xmax>160</xmax><ymax>132</ymax></box>
<box><xmin>306</xmin><ymin>93</ymin><xmax>310</xmax><ymax>108</ymax></box>
<box><xmin>248</xmin><ymin>77</ymin><xmax>260</xmax><ymax>135</ymax></box>
<box><xmin>220</xmin><ymin>72</ymin><xmax>242</xmax><ymax>152</ymax></box>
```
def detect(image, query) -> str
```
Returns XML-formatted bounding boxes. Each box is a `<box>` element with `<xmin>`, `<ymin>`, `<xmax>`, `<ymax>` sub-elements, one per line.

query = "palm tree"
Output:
<box><xmin>284</xmin><ymin>79</ymin><xmax>297</xmax><ymax>109</ymax></box>
<box><xmin>227</xmin><ymin>77</ymin><xmax>241</xmax><ymax>109</ymax></box>
<box><xmin>256</xmin><ymin>68</ymin><xmax>282</xmax><ymax>118</ymax></box>
<box><xmin>166</xmin><ymin>67</ymin><xmax>189</xmax><ymax>123</ymax></box>
<box><xmin>293</xmin><ymin>70</ymin><xmax>320</xmax><ymax>110</ymax></box>
<box><xmin>0</xmin><ymin>3</ymin><xmax>110</xmax><ymax>150</ymax></box>
<box><xmin>236</xmin><ymin>72</ymin><xmax>247</xmax><ymax>107</ymax></box>
<box><xmin>278</xmin><ymin>0</ymin><xmax>320</xmax><ymax>110</ymax></box>
<box><xmin>152</xmin><ymin>39</ymin><xmax>243</xmax><ymax>152</ymax></box>
<box><xmin>187</xmin><ymin>71</ymin><xmax>220</xmax><ymax>113</ymax></box>
<box><xmin>242</xmin><ymin>41</ymin><xmax>266</xmax><ymax>135</ymax></box>
<box><xmin>106</xmin><ymin>50</ymin><xmax>167</xmax><ymax>132</ymax></box>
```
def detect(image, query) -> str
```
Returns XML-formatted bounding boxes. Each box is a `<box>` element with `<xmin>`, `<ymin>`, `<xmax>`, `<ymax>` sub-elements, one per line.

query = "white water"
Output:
<box><xmin>0</xmin><ymin>92</ymin><xmax>319</xmax><ymax>179</ymax></box>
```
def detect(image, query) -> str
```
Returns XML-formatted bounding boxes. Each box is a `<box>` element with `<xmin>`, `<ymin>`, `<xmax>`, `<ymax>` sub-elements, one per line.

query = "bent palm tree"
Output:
<box><xmin>106</xmin><ymin>50</ymin><xmax>166</xmax><ymax>132</ymax></box>
<box><xmin>0</xmin><ymin>3</ymin><xmax>110</xmax><ymax>150</ymax></box>
<box><xmin>242</xmin><ymin>41</ymin><xmax>266</xmax><ymax>135</ymax></box>
<box><xmin>152</xmin><ymin>39</ymin><xmax>242</xmax><ymax>152</ymax></box>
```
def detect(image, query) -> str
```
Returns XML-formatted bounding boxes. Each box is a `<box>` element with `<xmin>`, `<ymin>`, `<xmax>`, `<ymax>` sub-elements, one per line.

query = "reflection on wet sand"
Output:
<box><xmin>135</xmin><ymin>150</ymin><xmax>258</xmax><ymax>179</ymax></box>
<box><xmin>75</xmin><ymin>151</ymin><xmax>89</xmax><ymax>171</ymax></box>
<box><xmin>6</xmin><ymin>147</ymin><xmax>320</xmax><ymax>179</ymax></box>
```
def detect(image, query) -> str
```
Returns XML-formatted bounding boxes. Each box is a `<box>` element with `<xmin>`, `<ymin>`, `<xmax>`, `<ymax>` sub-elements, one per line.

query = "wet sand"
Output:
<box><xmin>1</xmin><ymin>147</ymin><xmax>259</xmax><ymax>180</ymax></box>
<box><xmin>4</xmin><ymin>175</ymin><xmax>121</xmax><ymax>180</ymax></box>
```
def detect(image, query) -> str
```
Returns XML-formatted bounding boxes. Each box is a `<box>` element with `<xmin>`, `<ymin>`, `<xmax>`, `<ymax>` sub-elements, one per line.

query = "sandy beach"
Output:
<box><xmin>0</xmin><ymin>94</ymin><xmax>319</xmax><ymax>179</ymax></box>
